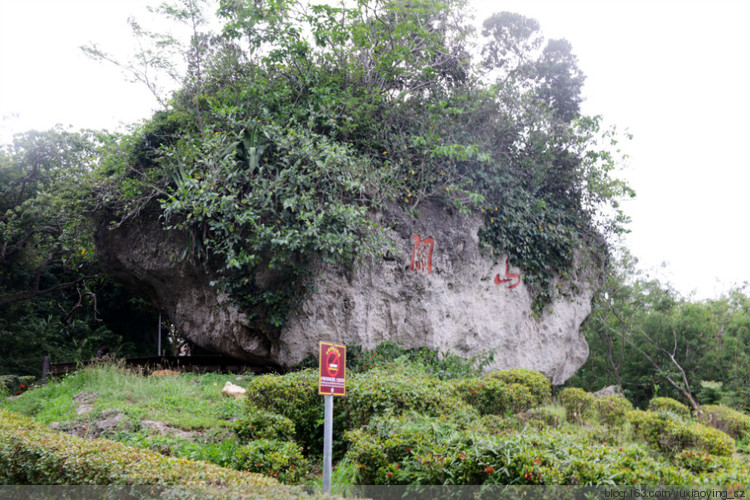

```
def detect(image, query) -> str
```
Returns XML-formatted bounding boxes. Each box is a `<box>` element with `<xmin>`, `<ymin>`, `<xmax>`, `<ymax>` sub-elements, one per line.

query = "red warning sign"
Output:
<box><xmin>319</xmin><ymin>341</ymin><xmax>346</xmax><ymax>396</ymax></box>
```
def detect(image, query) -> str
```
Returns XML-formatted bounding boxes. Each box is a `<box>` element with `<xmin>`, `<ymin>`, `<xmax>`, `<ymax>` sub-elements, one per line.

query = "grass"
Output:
<box><xmin>1</xmin><ymin>361</ymin><xmax>247</xmax><ymax>430</ymax></box>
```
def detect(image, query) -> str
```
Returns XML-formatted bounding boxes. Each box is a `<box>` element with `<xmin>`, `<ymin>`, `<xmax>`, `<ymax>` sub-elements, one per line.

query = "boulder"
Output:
<box><xmin>221</xmin><ymin>381</ymin><xmax>247</xmax><ymax>398</ymax></box>
<box><xmin>96</xmin><ymin>201</ymin><xmax>596</xmax><ymax>384</ymax></box>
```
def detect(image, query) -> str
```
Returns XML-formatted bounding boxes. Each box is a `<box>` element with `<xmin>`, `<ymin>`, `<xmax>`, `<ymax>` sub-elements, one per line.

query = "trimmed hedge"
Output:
<box><xmin>699</xmin><ymin>404</ymin><xmax>750</xmax><ymax>440</ymax></box>
<box><xmin>559</xmin><ymin>387</ymin><xmax>594</xmax><ymax>424</ymax></box>
<box><xmin>486</xmin><ymin>369</ymin><xmax>551</xmax><ymax>404</ymax></box>
<box><xmin>0</xmin><ymin>409</ymin><xmax>278</xmax><ymax>486</ymax></box>
<box><xmin>244</xmin><ymin>368</ymin><xmax>476</xmax><ymax>453</ymax></box>
<box><xmin>233</xmin><ymin>408</ymin><xmax>296</xmax><ymax>443</ymax></box>
<box><xmin>233</xmin><ymin>439</ymin><xmax>307</xmax><ymax>484</ymax></box>
<box><xmin>648</xmin><ymin>397</ymin><xmax>691</xmax><ymax>418</ymax></box>
<box><xmin>450</xmin><ymin>378</ymin><xmax>536</xmax><ymax>415</ymax></box>
<box><xmin>591</xmin><ymin>395</ymin><xmax>633</xmax><ymax>427</ymax></box>
<box><xmin>628</xmin><ymin>409</ymin><xmax>736</xmax><ymax>457</ymax></box>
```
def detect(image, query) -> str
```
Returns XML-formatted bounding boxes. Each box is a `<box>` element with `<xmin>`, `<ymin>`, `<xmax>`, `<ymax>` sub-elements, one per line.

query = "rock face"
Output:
<box><xmin>96</xmin><ymin>201</ymin><xmax>595</xmax><ymax>384</ymax></box>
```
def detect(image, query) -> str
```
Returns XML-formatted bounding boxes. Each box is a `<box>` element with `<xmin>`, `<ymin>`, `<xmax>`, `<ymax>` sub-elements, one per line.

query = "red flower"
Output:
<box><xmin>484</xmin><ymin>466</ymin><xmax>494</xmax><ymax>473</ymax></box>
<box><xmin>619</xmin><ymin>448</ymin><xmax>623</xmax><ymax>452</ymax></box>
<box><xmin>458</xmin><ymin>454</ymin><xmax>467</xmax><ymax>460</ymax></box>
<box><xmin>19</xmin><ymin>384</ymin><xmax>26</xmax><ymax>389</ymax></box>
<box><xmin>533</xmin><ymin>459</ymin><xmax>541</xmax><ymax>464</ymax></box>
<box><xmin>386</xmin><ymin>472</ymin><xmax>393</xmax><ymax>479</ymax></box>
<box><xmin>524</xmin><ymin>472</ymin><xmax>533</xmax><ymax>480</ymax></box>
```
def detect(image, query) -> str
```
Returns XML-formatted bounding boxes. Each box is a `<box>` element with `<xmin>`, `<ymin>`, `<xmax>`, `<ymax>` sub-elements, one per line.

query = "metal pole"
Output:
<box><xmin>157</xmin><ymin>314</ymin><xmax>162</xmax><ymax>357</ymax></box>
<box><xmin>322</xmin><ymin>395</ymin><xmax>333</xmax><ymax>494</ymax></box>
<box><xmin>41</xmin><ymin>356</ymin><xmax>50</xmax><ymax>385</ymax></box>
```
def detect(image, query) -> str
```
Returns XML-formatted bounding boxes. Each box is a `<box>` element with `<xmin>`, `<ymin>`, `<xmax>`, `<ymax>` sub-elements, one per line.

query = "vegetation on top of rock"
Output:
<box><xmin>85</xmin><ymin>0</ymin><xmax>632</xmax><ymax>323</ymax></box>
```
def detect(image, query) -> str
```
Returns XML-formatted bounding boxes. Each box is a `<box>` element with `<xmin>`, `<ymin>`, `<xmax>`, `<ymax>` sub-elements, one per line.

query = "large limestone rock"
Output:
<box><xmin>96</xmin><ymin>201</ymin><xmax>595</xmax><ymax>384</ymax></box>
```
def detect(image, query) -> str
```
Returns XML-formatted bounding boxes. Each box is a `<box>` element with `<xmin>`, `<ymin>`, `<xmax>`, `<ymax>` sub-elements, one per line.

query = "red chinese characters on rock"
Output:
<box><xmin>410</xmin><ymin>235</ymin><xmax>434</xmax><ymax>274</ymax></box>
<box><xmin>494</xmin><ymin>260</ymin><xmax>521</xmax><ymax>289</ymax></box>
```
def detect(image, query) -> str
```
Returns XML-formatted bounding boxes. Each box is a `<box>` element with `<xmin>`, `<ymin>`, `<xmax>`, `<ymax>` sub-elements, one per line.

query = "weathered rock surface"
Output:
<box><xmin>96</xmin><ymin>201</ymin><xmax>596</xmax><ymax>384</ymax></box>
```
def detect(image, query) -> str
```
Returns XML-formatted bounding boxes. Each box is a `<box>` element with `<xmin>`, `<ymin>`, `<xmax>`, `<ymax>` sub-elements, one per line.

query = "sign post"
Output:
<box><xmin>318</xmin><ymin>341</ymin><xmax>346</xmax><ymax>494</ymax></box>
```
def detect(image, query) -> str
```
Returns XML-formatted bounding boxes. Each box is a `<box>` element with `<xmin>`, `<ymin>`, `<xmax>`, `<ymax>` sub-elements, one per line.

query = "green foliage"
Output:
<box><xmin>571</xmin><ymin>255</ymin><xmax>750</xmax><ymax>413</ymax></box>
<box><xmin>591</xmin><ymin>395</ymin><xmax>633</xmax><ymax>427</ymax></box>
<box><xmin>89</xmin><ymin>0</ymin><xmax>634</xmax><ymax>322</ymax></box>
<box><xmin>343</xmin><ymin>413</ymin><xmax>702</xmax><ymax>485</ymax></box>
<box><xmin>243</xmin><ymin>370</ymin><xmax>320</xmax><ymax>451</ymax></box>
<box><xmin>699</xmin><ymin>405</ymin><xmax>750</xmax><ymax>441</ymax></box>
<box><xmin>450</xmin><ymin>378</ymin><xmax>535</xmax><ymax>415</ymax></box>
<box><xmin>628</xmin><ymin>409</ymin><xmax>736</xmax><ymax>457</ymax></box>
<box><xmin>0</xmin><ymin>409</ymin><xmax>277</xmax><ymax>486</ymax></box>
<box><xmin>649</xmin><ymin>397</ymin><xmax>691</xmax><ymax>418</ymax></box>
<box><xmin>111</xmin><ymin>430</ymin><xmax>239</xmax><ymax>469</ymax></box>
<box><xmin>341</xmin><ymin>368</ymin><xmax>476</xmax><ymax>430</ymax></box>
<box><xmin>518</xmin><ymin>406</ymin><xmax>564</xmax><ymax>429</ymax></box>
<box><xmin>558</xmin><ymin>387</ymin><xmax>594</xmax><ymax>424</ymax></box>
<box><xmin>344</xmin><ymin>341</ymin><xmax>488</xmax><ymax>379</ymax></box>
<box><xmin>233</xmin><ymin>408</ymin><xmax>296</xmax><ymax>443</ymax></box>
<box><xmin>233</xmin><ymin>439</ymin><xmax>307</xmax><ymax>484</ymax></box>
<box><xmin>243</xmin><ymin>367</ymin><xmax>475</xmax><ymax>454</ymax></box>
<box><xmin>486</xmin><ymin>368</ymin><xmax>551</xmax><ymax>403</ymax></box>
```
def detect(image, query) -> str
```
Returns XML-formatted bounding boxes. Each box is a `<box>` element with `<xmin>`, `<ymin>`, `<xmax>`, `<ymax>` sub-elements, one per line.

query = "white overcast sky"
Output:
<box><xmin>1</xmin><ymin>0</ymin><xmax>748</xmax><ymax>300</ymax></box>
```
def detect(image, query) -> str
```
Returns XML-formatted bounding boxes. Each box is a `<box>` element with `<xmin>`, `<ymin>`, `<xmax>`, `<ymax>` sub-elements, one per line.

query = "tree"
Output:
<box><xmin>0</xmin><ymin>128</ymin><xmax>101</xmax><ymax>307</ymax></box>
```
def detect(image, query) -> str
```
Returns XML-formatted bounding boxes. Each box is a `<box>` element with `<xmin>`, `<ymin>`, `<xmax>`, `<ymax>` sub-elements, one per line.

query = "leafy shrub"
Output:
<box><xmin>674</xmin><ymin>449</ymin><xmax>725</xmax><ymax>474</ymax></box>
<box><xmin>519</xmin><ymin>407</ymin><xmax>563</xmax><ymax>429</ymax></box>
<box><xmin>648</xmin><ymin>397</ymin><xmax>691</xmax><ymax>418</ymax></box>
<box><xmin>112</xmin><ymin>430</ymin><xmax>239</xmax><ymax>468</ymax></box>
<box><xmin>699</xmin><ymin>404</ymin><xmax>750</xmax><ymax>440</ymax></box>
<box><xmin>0</xmin><ymin>375</ymin><xmax>21</xmax><ymax>396</ymax></box>
<box><xmin>243</xmin><ymin>368</ymin><xmax>475</xmax><ymax>453</ymax></box>
<box><xmin>591</xmin><ymin>395</ymin><xmax>633</xmax><ymax>427</ymax></box>
<box><xmin>450</xmin><ymin>378</ymin><xmax>535</xmax><ymax>415</ymax></box>
<box><xmin>628</xmin><ymin>409</ymin><xmax>735</xmax><ymax>456</ymax></box>
<box><xmin>233</xmin><ymin>408</ymin><xmax>296</xmax><ymax>443</ymax></box>
<box><xmin>244</xmin><ymin>370</ymin><xmax>321</xmax><ymax>451</ymax></box>
<box><xmin>343</xmin><ymin>413</ymin><xmax>699</xmax><ymax>485</ymax></box>
<box><xmin>0</xmin><ymin>409</ymin><xmax>277</xmax><ymax>486</ymax></box>
<box><xmin>343</xmin><ymin>342</ymin><xmax>486</xmax><ymax>379</ymax></box>
<box><xmin>486</xmin><ymin>369</ymin><xmax>551</xmax><ymax>404</ymax></box>
<box><xmin>341</xmin><ymin>368</ymin><xmax>476</xmax><ymax>429</ymax></box>
<box><xmin>233</xmin><ymin>439</ymin><xmax>307</xmax><ymax>484</ymax></box>
<box><xmin>559</xmin><ymin>387</ymin><xmax>594</xmax><ymax>423</ymax></box>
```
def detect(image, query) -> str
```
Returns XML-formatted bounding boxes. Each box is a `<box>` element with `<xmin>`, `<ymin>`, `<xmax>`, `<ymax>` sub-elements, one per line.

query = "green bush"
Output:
<box><xmin>450</xmin><ymin>378</ymin><xmax>535</xmax><ymax>415</ymax></box>
<box><xmin>648</xmin><ymin>397</ymin><xmax>691</xmax><ymax>418</ymax></box>
<box><xmin>244</xmin><ymin>368</ymin><xmax>476</xmax><ymax>453</ymax></box>
<box><xmin>559</xmin><ymin>387</ymin><xmax>594</xmax><ymax>423</ymax></box>
<box><xmin>343</xmin><ymin>413</ymin><xmax>700</xmax><ymax>485</ymax></box>
<box><xmin>233</xmin><ymin>408</ymin><xmax>296</xmax><ymax>443</ymax></box>
<box><xmin>341</xmin><ymin>368</ymin><xmax>476</xmax><ymax>429</ymax></box>
<box><xmin>486</xmin><ymin>369</ymin><xmax>551</xmax><ymax>404</ymax></box>
<box><xmin>0</xmin><ymin>409</ymin><xmax>277</xmax><ymax>486</ymax></box>
<box><xmin>233</xmin><ymin>439</ymin><xmax>307</xmax><ymax>484</ymax></box>
<box><xmin>0</xmin><ymin>375</ymin><xmax>21</xmax><ymax>396</ymax></box>
<box><xmin>591</xmin><ymin>395</ymin><xmax>633</xmax><ymax>427</ymax></box>
<box><xmin>628</xmin><ymin>409</ymin><xmax>736</xmax><ymax>457</ymax></box>
<box><xmin>699</xmin><ymin>404</ymin><xmax>750</xmax><ymax>440</ymax></box>
<box><xmin>519</xmin><ymin>407</ymin><xmax>563</xmax><ymax>429</ymax></box>
<box><xmin>244</xmin><ymin>370</ymin><xmax>321</xmax><ymax>451</ymax></box>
